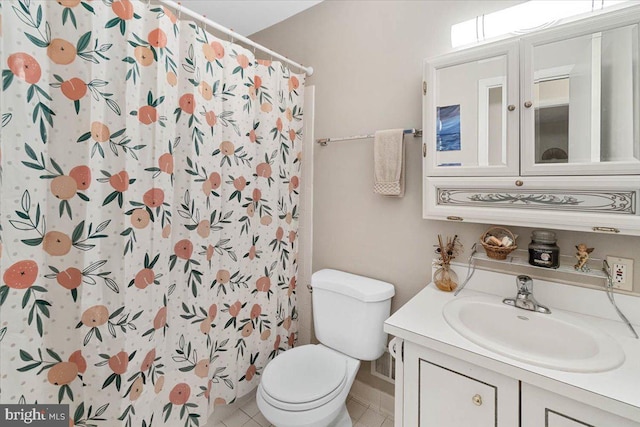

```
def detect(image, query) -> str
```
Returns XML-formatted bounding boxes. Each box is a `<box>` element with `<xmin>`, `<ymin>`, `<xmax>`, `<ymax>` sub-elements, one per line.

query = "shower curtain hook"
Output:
<box><xmin>147</xmin><ymin>0</ymin><xmax>151</xmax><ymax>9</ymax></box>
<box><xmin>177</xmin><ymin>2</ymin><xmax>182</xmax><ymax>20</ymax></box>
<box><xmin>203</xmin><ymin>15</ymin><xmax>208</xmax><ymax>33</ymax></box>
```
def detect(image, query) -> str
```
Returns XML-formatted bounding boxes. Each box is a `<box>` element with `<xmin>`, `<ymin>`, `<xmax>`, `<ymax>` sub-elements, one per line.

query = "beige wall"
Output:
<box><xmin>253</xmin><ymin>0</ymin><xmax>640</xmax><ymax>396</ymax></box>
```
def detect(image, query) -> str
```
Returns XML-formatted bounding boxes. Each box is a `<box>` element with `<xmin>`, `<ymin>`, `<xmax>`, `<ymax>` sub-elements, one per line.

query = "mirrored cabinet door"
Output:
<box><xmin>521</xmin><ymin>15</ymin><xmax>640</xmax><ymax>175</ymax></box>
<box><xmin>425</xmin><ymin>41</ymin><xmax>520</xmax><ymax>176</ymax></box>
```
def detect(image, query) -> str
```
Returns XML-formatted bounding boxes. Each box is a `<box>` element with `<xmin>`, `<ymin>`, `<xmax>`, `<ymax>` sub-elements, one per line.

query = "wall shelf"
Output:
<box><xmin>473</xmin><ymin>249</ymin><xmax>607</xmax><ymax>281</ymax></box>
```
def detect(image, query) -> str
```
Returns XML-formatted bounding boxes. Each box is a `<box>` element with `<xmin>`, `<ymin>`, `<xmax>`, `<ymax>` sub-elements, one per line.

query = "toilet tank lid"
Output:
<box><xmin>311</xmin><ymin>269</ymin><xmax>395</xmax><ymax>302</ymax></box>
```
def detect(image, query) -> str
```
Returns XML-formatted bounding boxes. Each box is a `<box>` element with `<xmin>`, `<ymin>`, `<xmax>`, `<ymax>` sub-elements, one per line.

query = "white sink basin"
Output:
<box><xmin>443</xmin><ymin>295</ymin><xmax>625</xmax><ymax>373</ymax></box>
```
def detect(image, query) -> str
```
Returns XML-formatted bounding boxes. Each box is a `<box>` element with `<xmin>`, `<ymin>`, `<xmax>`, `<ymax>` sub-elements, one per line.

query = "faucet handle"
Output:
<box><xmin>516</xmin><ymin>275</ymin><xmax>533</xmax><ymax>294</ymax></box>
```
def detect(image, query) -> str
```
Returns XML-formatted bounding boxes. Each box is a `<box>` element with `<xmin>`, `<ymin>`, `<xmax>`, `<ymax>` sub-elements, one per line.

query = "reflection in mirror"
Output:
<box><xmin>435</xmin><ymin>55</ymin><xmax>507</xmax><ymax>168</ymax></box>
<box><xmin>533</xmin><ymin>24</ymin><xmax>640</xmax><ymax>166</ymax></box>
<box><xmin>535</xmin><ymin>77</ymin><xmax>569</xmax><ymax>163</ymax></box>
<box><xmin>479</xmin><ymin>82</ymin><xmax>505</xmax><ymax>166</ymax></box>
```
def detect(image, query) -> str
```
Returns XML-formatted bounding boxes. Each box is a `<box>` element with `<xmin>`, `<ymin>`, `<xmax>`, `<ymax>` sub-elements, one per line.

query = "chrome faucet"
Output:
<box><xmin>503</xmin><ymin>275</ymin><xmax>551</xmax><ymax>314</ymax></box>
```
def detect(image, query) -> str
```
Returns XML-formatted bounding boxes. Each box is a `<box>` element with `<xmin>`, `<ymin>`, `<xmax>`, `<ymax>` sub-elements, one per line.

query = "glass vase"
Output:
<box><xmin>434</xmin><ymin>266</ymin><xmax>458</xmax><ymax>292</ymax></box>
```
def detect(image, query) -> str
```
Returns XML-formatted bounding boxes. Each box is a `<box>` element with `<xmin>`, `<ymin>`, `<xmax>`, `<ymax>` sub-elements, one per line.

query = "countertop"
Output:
<box><xmin>384</xmin><ymin>268</ymin><xmax>640</xmax><ymax>422</ymax></box>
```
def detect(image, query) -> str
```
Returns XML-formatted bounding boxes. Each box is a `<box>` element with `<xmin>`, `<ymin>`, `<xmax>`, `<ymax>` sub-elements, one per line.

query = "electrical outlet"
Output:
<box><xmin>606</xmin><ymin>256</ymin><xmax>634</xmax><ymax>291</ymax></box>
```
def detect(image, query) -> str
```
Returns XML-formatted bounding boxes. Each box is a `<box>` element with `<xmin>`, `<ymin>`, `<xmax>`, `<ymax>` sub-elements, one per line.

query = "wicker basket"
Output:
<box><xmin>480</xmin><ymin>226</ymin><xmax>517</xmax><ymax>260</ymax></box>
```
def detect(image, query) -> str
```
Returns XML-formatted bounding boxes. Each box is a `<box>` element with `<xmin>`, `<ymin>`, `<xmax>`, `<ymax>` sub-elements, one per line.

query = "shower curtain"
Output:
<box><xmin>0</xmin><ymin>1</ymin><xmax>304</xmax><ymax>425</ymax></box>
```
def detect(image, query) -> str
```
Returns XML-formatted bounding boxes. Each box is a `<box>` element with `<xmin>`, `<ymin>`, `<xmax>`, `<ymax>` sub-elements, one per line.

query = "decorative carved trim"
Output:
<box><xmin>437</xmin><ymin>188</ymin><xmax>636</xmax><ymax>214</ymax></box>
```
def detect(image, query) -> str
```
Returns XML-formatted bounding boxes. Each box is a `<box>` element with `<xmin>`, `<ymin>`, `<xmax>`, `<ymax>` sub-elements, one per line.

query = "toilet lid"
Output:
<box><xmin>260</xmin><ymin>345</ymin><xmax>348</xmax><ymax>410</ymax></box>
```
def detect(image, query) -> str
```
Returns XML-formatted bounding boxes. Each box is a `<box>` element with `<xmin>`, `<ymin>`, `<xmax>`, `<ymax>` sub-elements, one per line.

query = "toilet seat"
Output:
<box><xmin>259</xmin><ymin>345</ymin><xmax>349</xmax><ymax>412</ymax></box>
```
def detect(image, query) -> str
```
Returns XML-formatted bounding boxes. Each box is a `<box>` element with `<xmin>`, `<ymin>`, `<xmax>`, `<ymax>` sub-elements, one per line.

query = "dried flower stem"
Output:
<box><xmin>434</xmin><ymin>234</ymin><xmax>461</xmax><ymax>268</ymax></box>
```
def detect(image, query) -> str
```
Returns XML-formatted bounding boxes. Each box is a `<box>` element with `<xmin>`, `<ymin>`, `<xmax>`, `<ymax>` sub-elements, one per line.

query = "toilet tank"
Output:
<box><xmin>311</xmin><ymin>269</ymin><xmax>395</xmax><ymax>361</ymax></box>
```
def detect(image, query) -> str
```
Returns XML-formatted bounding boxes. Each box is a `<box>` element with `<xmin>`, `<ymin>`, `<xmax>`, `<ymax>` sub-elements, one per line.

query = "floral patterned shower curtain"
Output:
<box><xmin>0</xmin><ymin>0</ymin><xmax>304</xmax><ymax>425</ymax></box>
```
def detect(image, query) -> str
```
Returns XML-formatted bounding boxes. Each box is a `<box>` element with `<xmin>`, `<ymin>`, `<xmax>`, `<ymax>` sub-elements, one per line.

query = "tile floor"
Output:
<box><xmin>213</xmin><ymin>395</ymin><xmax>394</xmax><ymax>427</ymax></box>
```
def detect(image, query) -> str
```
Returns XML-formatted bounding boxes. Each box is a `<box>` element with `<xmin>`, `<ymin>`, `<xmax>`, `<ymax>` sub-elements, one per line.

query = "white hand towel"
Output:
<box><xmin>373</xmin><ymin>129</ymin><xmax>405</xmax><ymax>197</ymax></box>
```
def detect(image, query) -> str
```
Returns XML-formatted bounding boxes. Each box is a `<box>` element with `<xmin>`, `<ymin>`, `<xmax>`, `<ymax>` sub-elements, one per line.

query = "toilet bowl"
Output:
<box><xmin>256</xmin><ymin>269</ymin><xmax>395</xmax><ymax>427</ymax></box>
<box><xmin>257</xmin><ymin>344</ymin><xmax>359</xmax><ymax>427</ymax></box>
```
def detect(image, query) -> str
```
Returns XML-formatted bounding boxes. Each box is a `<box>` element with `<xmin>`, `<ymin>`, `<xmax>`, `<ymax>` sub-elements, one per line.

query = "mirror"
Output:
<box><xmin>533</xmin><ymin>24</ymin><xmax>640</xmax><ymax>166</ymax></box>
<box><xmin>435</xmin><ymin>54</ymin><xmax>507</xmax><ymax>168</ymax></box>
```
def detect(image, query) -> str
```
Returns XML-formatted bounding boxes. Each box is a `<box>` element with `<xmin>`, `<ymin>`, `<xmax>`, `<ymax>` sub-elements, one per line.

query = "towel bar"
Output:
<box><xmin>316</xmin><ymin>128</ymin><xmax>422</xmax><ymax>146</ymax></box>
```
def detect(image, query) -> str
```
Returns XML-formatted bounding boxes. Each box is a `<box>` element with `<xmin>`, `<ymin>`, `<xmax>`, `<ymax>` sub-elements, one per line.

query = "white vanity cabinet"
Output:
<box><xmin>423</xmin><ymin>6</ymin><xmax>640</xmax><ymax>235</ymax></box>
<box><xmin>397</xmin><ymin>340</ymin><xmax>640</xmax><ymax>427</ymax></box>
<box><xmin>402</xmin><ymin>341</ymin><xmax>519</xmax><ymax>426</ymax></box>
<box><xmin>385</xmin><ymin>273</ymin><xmax>640</xmax><ymax>427</ymax></box>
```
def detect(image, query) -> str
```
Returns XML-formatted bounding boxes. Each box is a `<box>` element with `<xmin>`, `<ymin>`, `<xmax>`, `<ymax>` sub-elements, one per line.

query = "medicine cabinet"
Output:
<box><xmin>423</xmin><ymin>6</ymin><xmax>640</xmax><ymax>235</ymax></box>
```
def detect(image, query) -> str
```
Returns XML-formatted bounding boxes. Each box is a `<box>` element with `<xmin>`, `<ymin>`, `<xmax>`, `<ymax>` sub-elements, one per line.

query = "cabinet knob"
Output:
<box><xmin>507</xmin><ymin>104</ymin><xmax>516</xmax><ymax>111</ymax></box>
<box><xmin>472</xmin><ymin>394</ymin><xmax>483</xmax><ymax>406</ymax></box>
<box><xmin>515</xmin><ymin>180</ymin><xmax>523</xmax><ymax>186</ymax></box>
<box><xmin>524</xmin><ymin>101</ymin><xmax>533</xmax><ymax>108</ymax></box>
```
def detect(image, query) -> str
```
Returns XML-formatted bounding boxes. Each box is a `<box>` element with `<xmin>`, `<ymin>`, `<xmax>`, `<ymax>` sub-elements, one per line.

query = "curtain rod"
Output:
<box><xmin>157</xmin><ymin>0</ymin><xmax>314</xmax><ymax>76</ymax></box>
<box><xmin>316</xmin><ymin>129</ymin><xmax>422</xmax><ymax>146</ymax></box>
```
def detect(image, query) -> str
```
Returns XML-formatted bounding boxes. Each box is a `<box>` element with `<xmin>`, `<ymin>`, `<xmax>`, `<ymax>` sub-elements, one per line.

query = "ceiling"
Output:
<box><xmin>178</xmin><ymin>1</ymin><xmax>323</xmax><ymax>36</ymax></box>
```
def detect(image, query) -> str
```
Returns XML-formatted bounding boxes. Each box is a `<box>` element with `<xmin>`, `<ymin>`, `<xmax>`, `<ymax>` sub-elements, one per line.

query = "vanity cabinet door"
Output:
<box><xmin>418</xmin><ymin>359</ymin><xmax>495</xmax><ymax>426</ymax></box>
<box><xmin>403</xmin><ymin>342</ymin><xmax>518</xmax><ymax>426</ymax></box>
<box><xmin>521</xmin><ymin>383</ymin><xmax>640</xmax><ymax>427</ymax></box>
<box><xmin>424</xmin><ymin>40</ymin><xmax>520</xmax><ymax>177</ymax></box>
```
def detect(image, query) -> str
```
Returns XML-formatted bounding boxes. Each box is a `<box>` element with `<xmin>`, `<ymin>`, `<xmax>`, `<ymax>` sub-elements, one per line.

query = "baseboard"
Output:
<box><xmin>348</xmin><ymin>379</ymin><xmax>395</xmax><ymax>418</ymax></box>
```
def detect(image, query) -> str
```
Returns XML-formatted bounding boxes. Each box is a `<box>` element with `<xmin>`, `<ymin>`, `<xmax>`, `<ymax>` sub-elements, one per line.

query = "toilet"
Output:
<box><xmin>257</xmin><ymin>269</ymin><xmax>395</xmax><ymax>427</ymax></box>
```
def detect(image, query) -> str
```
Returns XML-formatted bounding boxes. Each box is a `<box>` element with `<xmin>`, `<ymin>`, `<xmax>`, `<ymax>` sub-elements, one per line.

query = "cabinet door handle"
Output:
<box><xmin>507</xmin><ymin>104</ymin><xmax>516</xmax><ymax>111</ymax></box>
<box><xmin>524</xmin><ymin>101</ymin><xmax>533</xmax><ymax>108</ymax></box>
<box><xmin>472</xmin><ymin>394</ymin><xmax>483</xmax><ymax>406</ymax></box>
<box><xmin>593</xmin><ymin>226</ymin><xmax>620</xmax><ymax>233</ymax></box>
